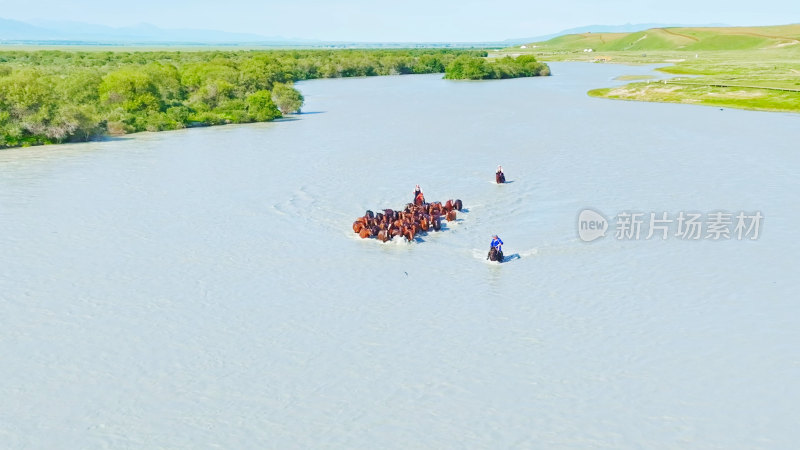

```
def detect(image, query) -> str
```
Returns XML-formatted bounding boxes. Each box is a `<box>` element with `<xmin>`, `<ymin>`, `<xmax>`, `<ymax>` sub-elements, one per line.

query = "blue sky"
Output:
<box><xmin>1</xmin><ymin>0</ymin><xmax>798</xmax><ymax>41</ymax></box>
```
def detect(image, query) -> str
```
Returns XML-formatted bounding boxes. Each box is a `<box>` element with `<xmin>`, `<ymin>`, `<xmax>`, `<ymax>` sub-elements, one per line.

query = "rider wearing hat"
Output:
<box><xmin>496</xmin><ymin>165</ymin><xmax>506</xmax><ymax>183</ymax></box>
<box><xmin>490</xmin><ymin>235</ymin><xmax>503</xmax><ymax>252</ymax></box>
<box><xmin>414</xmin><ymin>185</ymin><xmax>425</xmax><ymax>206</ymax></box>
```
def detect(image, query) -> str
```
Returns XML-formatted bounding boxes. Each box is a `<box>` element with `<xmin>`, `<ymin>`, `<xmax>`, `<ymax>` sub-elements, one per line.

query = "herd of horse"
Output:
<box><xmin>352</xmin><ymin>199</ymin><xmax>463</xmax><ymax>242</ymax></box>
<box><xmin>354</xmin><ymin>169</ymin><xmax>505</xmax><ymax>257</ymax></box>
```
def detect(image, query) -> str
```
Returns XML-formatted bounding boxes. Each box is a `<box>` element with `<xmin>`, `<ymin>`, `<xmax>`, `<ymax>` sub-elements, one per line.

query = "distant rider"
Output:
<box><xmin>496</xmin><ymin>165</ymin><xmax>506</xmax><ymax>184</ymax></box>
<box><xmin>414</xmin><ymin>185</ymin><xmax>425</xmax><ymax>206</ymax></box>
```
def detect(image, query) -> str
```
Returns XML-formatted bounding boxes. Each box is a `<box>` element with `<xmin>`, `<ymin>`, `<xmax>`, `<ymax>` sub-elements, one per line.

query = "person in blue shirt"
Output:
<box><xmin>488</xmin><ymin>234</ymin><xmax>504</xmax><ymax>261</ymax></box>
<box><xmin>491</xmin><ymin>235</ymin><xmax>503</xmax><ymax>252</ymax></box>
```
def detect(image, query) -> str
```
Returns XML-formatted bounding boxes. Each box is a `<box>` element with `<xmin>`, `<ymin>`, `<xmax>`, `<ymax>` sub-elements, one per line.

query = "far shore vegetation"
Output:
<box><xmin>2</xmin><ymin>48</ymin><xmax>545</xmax><ymax>150</ymax></box>
<box><xmin>443</xmin><ymin>54</ymin><xmax>550</xmax><ymax>79</ymax></box>
<box><xmin>3</xmin><ymin>24</ymin><xmax>797</xmax><ymax>150</ymax></box>
<box><xmin>500</xmin><ymin>24</ymin><xmax>800</xmax><ymax>114</ymax></box>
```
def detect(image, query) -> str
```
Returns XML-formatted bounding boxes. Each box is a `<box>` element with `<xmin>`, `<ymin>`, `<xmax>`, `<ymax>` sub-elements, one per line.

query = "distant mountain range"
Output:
<box><xmin>0</xmin><ymin>17</ymin><xmax>730</xmax><ymax>46</ymax></box>
<box><xmin>0</xmin><ymin>17</ymin><xmax>309</xmax><ymax>44</ymax></box>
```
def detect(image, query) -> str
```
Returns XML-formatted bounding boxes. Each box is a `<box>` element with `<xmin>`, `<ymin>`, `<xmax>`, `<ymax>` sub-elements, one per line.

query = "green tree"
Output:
<box><xmin>239</xmin><ymin>56</ymin><xmax>286</xmax><ymax>93</ymax></box>
<box><xmin>54</xmin><ymin>104</ymin><xmax>102</xmax><ymax>141</ymax></box>
<box><xmin>271</xmin><ymin>82</ymin><xmax>304</xmax><ymax>114</ymax></box>
<box><xmin>414</xmin><ymin>54</ymin><xmax>445</xmax><ymax>73</ymax></box>
<box><xmin>0</xmin><ymin>48</ymin><xmax>513</xmax><ymax>148</ymax></box>
<box><xmin>246</xmin><ymin>90</ymin><xmax>281</xmax><ymax>122</ymax></box>
<box><xmin>189</xmin><ymin>79</ymin><xmax>235</xmax><ymax>110</ymax></box>
<box><xmin>99</xmin><ymin>68</ymin><xmax>162</xmax><ymax>113</ymax></box>
<box><xmin>444</xmin><ymin>55</ymin><xmax>492</xmax><ymax>80</ymax></box>
<box><xmin>56</xmin><ymin>69</ymin><xmax>102</xmax><ymax>105</ymax></box>
<box><xmin>144</xmin><ymin>62</ymin><xmax>183</xmax><ymax>105</ymax></box>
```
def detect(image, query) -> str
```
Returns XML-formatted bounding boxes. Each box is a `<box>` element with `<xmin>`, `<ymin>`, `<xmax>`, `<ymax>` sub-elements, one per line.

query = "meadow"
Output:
<box><xmin>505</xmin><ymin>24</ymin><xmax>800</xmax><ymax>113</ymax></box>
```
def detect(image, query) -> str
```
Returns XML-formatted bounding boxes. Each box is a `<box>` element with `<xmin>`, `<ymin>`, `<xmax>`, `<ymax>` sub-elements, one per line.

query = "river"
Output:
<box><xmin>1</xmin><ymin>62</ymin><xmax>798</xmax><ymax>448</ymax></box>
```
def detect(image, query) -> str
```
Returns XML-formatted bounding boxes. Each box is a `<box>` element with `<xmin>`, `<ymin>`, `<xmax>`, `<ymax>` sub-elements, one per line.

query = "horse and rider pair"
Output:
<box><xmin>413</xmin><ymin>183</ymin><xmax>505</xmax><ymax>263</ymax></box>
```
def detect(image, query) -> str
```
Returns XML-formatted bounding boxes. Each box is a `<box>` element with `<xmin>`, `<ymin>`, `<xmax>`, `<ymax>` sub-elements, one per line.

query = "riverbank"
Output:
<box><xmin>0</xmin><ymin>48</ymin><xmax>555</xmax><ymax>150</ymax></box>
<box><xmin>584</xmin><ymin>50</ymin><xmax>800</xmax><ymax>113</ymax></box>
<box><xmin>0</xmin><ymin>49</ymin><xmax>486</xmax><ymax>149</ymax></box>
<box><xmin>501</xmin><ymin>25</ymin><xmax>800</xmax><ymax>113</ymax></box>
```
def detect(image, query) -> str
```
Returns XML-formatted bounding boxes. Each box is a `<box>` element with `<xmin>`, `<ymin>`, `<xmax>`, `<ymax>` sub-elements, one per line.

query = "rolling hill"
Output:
<box><xmin>525</xmin><ymin>24</ymin><xmax>800</xmax><ymax>52</ymax></box>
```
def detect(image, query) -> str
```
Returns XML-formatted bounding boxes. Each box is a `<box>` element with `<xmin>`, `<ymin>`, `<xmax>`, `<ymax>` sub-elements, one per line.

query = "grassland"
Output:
<box><xmin>503</xmin><ymin>24</ymin><xmax>800</xmax><ymax>113</ymax></box>
<box><xmin>614</xmin><ymin>75</ymin><xmax>656</xmax><ymax>81</ymax></box>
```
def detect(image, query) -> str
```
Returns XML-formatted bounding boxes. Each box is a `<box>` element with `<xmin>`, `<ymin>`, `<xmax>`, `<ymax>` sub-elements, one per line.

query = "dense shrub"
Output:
<box><xmin>0</xmin><ymin>48</ymin><xmax>490</xmax><ymax>149</ymax></box>
<box><xmin>445</xmin><ymin>54</ymin><xmax>550</xmax><ymax>80</ymax></box>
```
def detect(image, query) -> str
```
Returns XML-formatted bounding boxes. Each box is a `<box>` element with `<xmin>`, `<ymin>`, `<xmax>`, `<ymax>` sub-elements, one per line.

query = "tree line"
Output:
<box><xmin>443</xmin><ymin>54</ymin><xmax>551</xmax><ymax>80</ymax></box>
<box><xmin>0</xmin><ymin>49</ymin><xmax>546</xmax><ymax>149</ymax></box>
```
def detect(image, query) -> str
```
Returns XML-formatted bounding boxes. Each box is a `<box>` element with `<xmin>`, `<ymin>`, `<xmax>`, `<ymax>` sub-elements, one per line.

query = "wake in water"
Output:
<box><xmin>351</xmin><ymin>198</ymin><xmax>462</xmax><ymax>243</ymax></box>
<box><xmin>471</xmin><ymin>248</ymin><xmax>537</xmax><ymax>264</ymax></box>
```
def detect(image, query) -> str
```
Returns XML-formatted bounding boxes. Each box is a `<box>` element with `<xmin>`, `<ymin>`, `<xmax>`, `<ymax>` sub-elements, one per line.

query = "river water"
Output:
<box><xmin>1</xmin><ymin>63</ymin><xmax>798</xmax><ymax>448</ymax></box>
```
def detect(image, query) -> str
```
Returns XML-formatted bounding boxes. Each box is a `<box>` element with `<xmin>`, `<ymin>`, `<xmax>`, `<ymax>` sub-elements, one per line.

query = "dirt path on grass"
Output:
<box><xmin>658</xmin><ymin>28</ymin><xmax>700</xmax><ymax>41</ymax></box>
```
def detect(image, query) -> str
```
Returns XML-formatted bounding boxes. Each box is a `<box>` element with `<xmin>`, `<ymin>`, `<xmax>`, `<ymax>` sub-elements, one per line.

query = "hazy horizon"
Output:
<box><xmin>1</xmin><ymin>0</ymin><xmax>798</xmax><ymax>42</ymax></box>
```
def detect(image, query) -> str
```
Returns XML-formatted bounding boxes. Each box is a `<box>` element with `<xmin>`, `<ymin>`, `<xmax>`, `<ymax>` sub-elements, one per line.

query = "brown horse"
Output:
<box><xmin>354</xmin><ymin>194</ymin><xmax>462</xmax><ymax>241</ymax></box>
<box><xmin>432</xmin><ymin>214</ymin><xmax>442</xmax><ymax>231</ymax></box>
<box><xmin>443</xmin><ymin>200</ymin><xmax>453</xmax><ymax>212</ymax></box>
<box><xmin>488</xmin><ymin>247</ymin><xmax>504</xmax><ymax>262</ymax></box>
<box><xmin>420</xmin><ymin>217</ymin><xmax>429</xmax><ymax>231</ymax></box>
<box><xmin>403</xmin><ymin>226</ymin><xmax>415</xmax><ymax>242</ymax></box>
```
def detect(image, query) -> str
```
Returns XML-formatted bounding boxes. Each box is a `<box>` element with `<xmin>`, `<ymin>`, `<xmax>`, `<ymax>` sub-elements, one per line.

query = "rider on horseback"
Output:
<box><xmin>414</xmin><ymin>185</ymin><xmax>425</xmax><ymax>206</ymax></box>
<box><xmin>496</xmin><ymin>165</ymin><xmax>506</xmax><ymax>184</ymax></box>
<box><xmin>488</xmin><ymin>234</ymin><xmax>504</xmax><ymax>262</ymax></box>
<box><xmin>491</xmin><ymin>235</ymin><xmax>503</xmax><ymax>253</ymax></box>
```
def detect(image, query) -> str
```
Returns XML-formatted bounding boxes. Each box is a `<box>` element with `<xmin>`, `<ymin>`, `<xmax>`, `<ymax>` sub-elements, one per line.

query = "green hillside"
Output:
<box><xmin>525</xmin><ymin>24</ymin><xmax>800</xmax><ymax>52</ymax></box>
<box><xmin>500</xmin><ymin>24</ymin><xmax>800</xmax><ymax>114</ymax></box>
